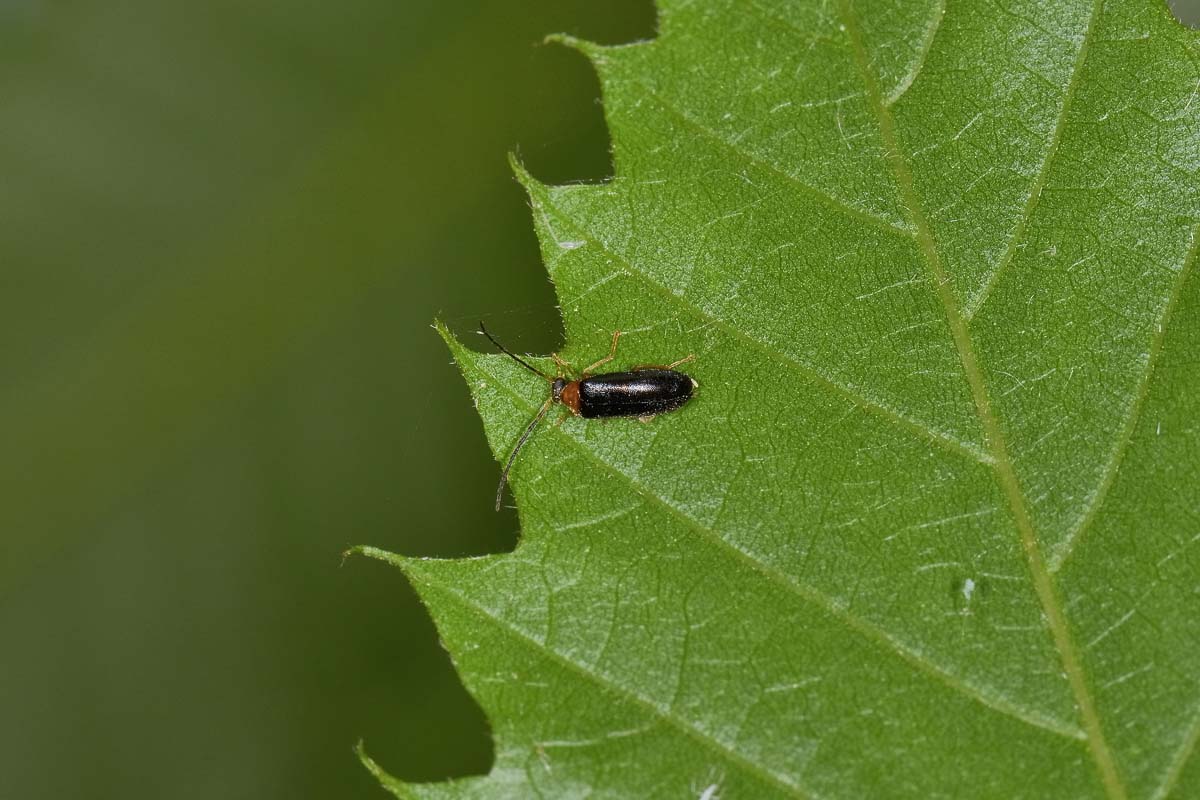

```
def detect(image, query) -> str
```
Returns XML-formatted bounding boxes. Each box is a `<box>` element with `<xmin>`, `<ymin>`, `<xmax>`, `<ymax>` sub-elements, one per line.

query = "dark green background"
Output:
<box><xmin>0</xmin><ymin>2</ymin><xmax>1194</xmax><ymax>797</ymax></box>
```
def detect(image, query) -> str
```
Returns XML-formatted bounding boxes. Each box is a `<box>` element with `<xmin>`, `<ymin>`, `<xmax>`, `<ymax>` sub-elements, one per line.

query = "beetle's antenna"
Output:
<box><xmin>478</xmin><ymin>321</ymin><xmax>551</xmax><ymax>380</ymax></box>
<box><xmin>495</xmin><ymin>395</ymin><xmax>555</xmax><ymax>511</ymax></box>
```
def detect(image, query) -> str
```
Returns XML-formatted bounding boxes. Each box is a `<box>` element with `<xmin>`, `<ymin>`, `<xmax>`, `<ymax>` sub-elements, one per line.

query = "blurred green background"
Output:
<box><xmin>0</xmin><ymin>2</ymin><xmax>1195</xmax><ymax>798</ymax></box>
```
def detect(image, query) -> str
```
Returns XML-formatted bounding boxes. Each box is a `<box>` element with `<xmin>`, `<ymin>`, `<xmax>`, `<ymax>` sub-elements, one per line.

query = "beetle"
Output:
<box><xmin>479</xmin><ymin>322</ymin><xmax>697</xmax><ymax>510</ymax></box>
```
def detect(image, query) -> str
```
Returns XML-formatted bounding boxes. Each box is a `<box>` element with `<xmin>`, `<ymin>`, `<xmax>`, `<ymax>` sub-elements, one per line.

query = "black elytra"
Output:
<box><xmin>478</xmin><ymin>322</ymin><xmax>697</xmax><ymax>510</ymax></box>
<box><xmin>574</xmin><ymin>368</ymin><xmax>694</xmax><ymax>418</ymax></box>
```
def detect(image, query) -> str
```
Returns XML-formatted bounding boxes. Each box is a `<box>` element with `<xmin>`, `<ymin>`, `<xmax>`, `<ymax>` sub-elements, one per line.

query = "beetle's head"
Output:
<box><xmin>551</xmin><ymin>377</ymin><xmax>567</xmax><ymax>401</ymax></box>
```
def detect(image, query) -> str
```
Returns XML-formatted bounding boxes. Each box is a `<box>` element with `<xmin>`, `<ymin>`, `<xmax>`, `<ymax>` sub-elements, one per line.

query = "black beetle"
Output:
<box><xmin>479</xmin><ymin>322</ymin><xmax>696</xmax><ymax>510</ymax></box>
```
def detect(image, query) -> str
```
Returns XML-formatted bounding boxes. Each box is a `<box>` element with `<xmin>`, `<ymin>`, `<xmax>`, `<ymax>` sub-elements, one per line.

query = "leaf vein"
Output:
<box><xmin>884</xmin><ymin>0</ymin><xmax>946</xmax><ymax>107</ymax></box>
<box><xmin>1153</xmin><ymin>697</ymin><xmax>1200</xmax><ymax>800</ymax></box>
<box><xmin>1051</xmin><ymin>219</ymin><xmax>1200</xmax><ymax>574</ymax></box>
<box><xmin>413</xmin><ymin>567</ymin><xmax>815</xmax><ymax>800</ymax></box>
<box><xmin>627</xmin><ymin>79</ymin><xmax>914</xmax><ymax>239</ymax></box>
<box><xmin>837</xmin><ymin>1</ymin><xmax>1128</xmax><ymax>797</ymax></box>
<box><xmin>472</xmin><ymin>357</ymin><xmax>1087</xmax><ymax>743</ymax></box>
<box><xmin>523</xmin><ymin>175</ymin><xmax>994</xmax><ymax>466</ymax></box>
<box><xmin>963</xmin><ymin>0</ymin><xmax>1102</xmax><ymax>320</ymax></box>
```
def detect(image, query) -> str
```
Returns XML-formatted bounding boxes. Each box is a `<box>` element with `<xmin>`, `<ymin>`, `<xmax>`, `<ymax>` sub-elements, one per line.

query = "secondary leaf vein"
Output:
<box><xmin>884</xmin><ymin>0</ymin><xmax>946</xmax><ymax>107</ymax></box>
<box><xmin>963</xmin><ymin>0</ymin><xmax>1101</xmax><ymax>320</ymax></box>
<box><xmin>471</xmin><ymin>357</ymin><xmax>1087</xmax><ymax>743</ymax></box>
<box><xmin>628</xmin><ymin>79</ymin><xmax>913</xmax><ymax>239</ymax></box>
<box><xmin>522</xmin><ymin>174</ymin><xmax>993</xmax><ymax>465</ymax></box>
<box><xmin>1051</xmin><ymin>219</ymin><xmax>1200</xmax><ymax>573</ymax></box>
<box><xmin>1153</xmin><ymin>696</ymin><xmax>1200</xmax><ymax>800</ymax></box>
<box><xmin>410</xmin><ymin>565</ymin><xmax>816</xmax><ymax>800</ymax></box>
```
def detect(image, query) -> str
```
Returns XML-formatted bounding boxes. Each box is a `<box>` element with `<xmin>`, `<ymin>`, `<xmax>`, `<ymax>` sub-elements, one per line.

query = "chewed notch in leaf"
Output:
<box><xmin>363</xmin><ymin>2</ymin><xmax>1200</xmax><ymax>798</ymax></box>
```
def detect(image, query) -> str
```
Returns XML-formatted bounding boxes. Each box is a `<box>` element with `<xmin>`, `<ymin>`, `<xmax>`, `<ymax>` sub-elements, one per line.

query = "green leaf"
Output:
<box><xmin>362</xmin><ymin>1</ymin><xmax>1200</xmax><ymax>797</ymax></box>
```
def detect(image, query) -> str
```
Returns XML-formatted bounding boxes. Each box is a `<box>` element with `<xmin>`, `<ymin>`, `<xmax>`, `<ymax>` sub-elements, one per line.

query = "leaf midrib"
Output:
<box><xmin>464</xmin><ymin>2</ymin><xmax>1199</xmax><ymax>794</ymax></box>
<box><xmin>835</xmin><ymin>1</ymin><xmax>1128</xmax><ymax>798</ymax></box>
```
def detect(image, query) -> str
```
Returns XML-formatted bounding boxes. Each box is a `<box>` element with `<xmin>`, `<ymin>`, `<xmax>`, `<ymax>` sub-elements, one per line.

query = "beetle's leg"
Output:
<box><xmin>665</xmin><ymin>354</ymin><xmax>695</xmax><ymax>370</ymax></box>
<box><xmin>551</xmin><ymin>352</ymin><xmax>572</xmax><ymax>374</ymax></box>
<box><xmin>582</xmin><ymin>330</ymin><xmax>622</xmax><ymax>377</ymax></box>
<box><xmin>632</xmin><ymin>354</ymin><xmax>695</xmax><ymax>371</ymax></box>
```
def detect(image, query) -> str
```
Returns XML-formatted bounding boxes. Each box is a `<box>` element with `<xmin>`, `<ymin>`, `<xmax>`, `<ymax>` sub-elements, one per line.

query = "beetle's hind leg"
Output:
<box><xmin>665</xmin><ymin>354</ymin><xmax>695</xmax><ymax>370</ymax></box>
<box><xmin>632</xmin><ymin>354</ymin><xmax>695</xmax><ymax>371</ymax></box>
<box><xmin>582</xmin><ymin>330</ymin><xmax>622</xmax><ymax>377</ymax></box>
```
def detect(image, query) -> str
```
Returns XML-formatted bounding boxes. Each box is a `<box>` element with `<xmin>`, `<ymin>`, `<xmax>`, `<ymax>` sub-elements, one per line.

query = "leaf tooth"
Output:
<box><xmin>543</xmin><ymin>32</ymin><xmax>602</xmax><ymax>58</ymax></box>
<box><xmin>354</xmin><ymin>741</ymin><xmax>414</xmax><ymax>800</ymax></box>
<box><xmin>506</xmin><ymin>152</ymin><xmax>544</xmax><ymax>196</ymax></box>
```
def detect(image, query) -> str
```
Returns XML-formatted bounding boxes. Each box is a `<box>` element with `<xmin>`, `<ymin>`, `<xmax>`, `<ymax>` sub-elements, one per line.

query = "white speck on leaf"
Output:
<box><xmin>962</xmin><ymin>578</ymin><xmax>976</xmax><ymax>603</ymax></box>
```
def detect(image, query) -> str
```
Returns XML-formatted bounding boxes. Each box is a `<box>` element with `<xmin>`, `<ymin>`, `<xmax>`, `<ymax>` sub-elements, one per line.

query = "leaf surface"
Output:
<box><xmin>363</xmin><ymin>2</ymin><xmax>1200</xmax><ymax>797</ymax></box>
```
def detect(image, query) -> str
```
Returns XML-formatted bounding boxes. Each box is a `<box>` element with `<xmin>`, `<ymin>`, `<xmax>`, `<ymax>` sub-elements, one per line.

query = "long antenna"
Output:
<box><xmin>495</xmin><ymin>395</ymin><xmax>554</xmax><ymax>511</ymax></box>
<box><xmin>478</xmin><ymin>321</ymin><xmax>550</xmax><ymax>380</ymax></box>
